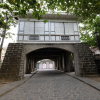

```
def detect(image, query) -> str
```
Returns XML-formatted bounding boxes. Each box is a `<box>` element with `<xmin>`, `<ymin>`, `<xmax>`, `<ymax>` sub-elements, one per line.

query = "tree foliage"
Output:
<box><xmin>80</xmin><ymin>16</ymin><xmax>100</xmax><ymax>46</ymax></box>
<box><xmin>0</xmin><ymin>0</ymin><xmax>100</xmax><ymax>47</ymax></box>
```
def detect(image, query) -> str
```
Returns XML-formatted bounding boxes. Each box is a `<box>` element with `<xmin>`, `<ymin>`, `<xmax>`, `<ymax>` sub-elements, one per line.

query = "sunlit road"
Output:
<box><xmin>0</xmin><ymin>70</ymin><xmax>100</xmax><ymax>100</ymax></box>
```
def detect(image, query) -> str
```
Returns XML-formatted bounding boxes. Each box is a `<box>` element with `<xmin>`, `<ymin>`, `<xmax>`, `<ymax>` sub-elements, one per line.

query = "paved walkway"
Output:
<box><xmin>0</xmin><ymin>70</ymin><xmax>100</xmax><ymax>100</ymax></box>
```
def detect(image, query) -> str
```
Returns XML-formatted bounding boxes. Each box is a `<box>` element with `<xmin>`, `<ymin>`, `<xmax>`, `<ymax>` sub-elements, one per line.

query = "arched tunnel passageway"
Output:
<box><xmin>25</xmin><ymin>48</ymin><xmax>75</xmax><ymax>74</ymax></box>
<box><xmin>36</xmin><ymin>59</ymin><xmax>55</xmax><ymax>71</ymax></box>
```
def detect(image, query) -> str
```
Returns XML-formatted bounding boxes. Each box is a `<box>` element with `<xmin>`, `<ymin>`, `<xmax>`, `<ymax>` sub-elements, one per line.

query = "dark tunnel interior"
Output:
<box><xmin>25</xmin><ymin>48</ymin><xmax>75</xmax><ymax>74</ymax></box>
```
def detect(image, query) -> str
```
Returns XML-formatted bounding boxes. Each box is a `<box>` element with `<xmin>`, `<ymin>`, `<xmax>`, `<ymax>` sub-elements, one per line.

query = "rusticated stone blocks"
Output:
<box><xmin>0</xmin><ymin>43</ymin><xmax>98</xmax><ymax>80</ymax></box>
<box><xmin>74</xmin><ymin>43</ymin><xmax>97</xmax><ymax>76</ymax></box>
<box><xmin>0</xmin><ymin>43</ymin><xmax>24</xmax><ymax>80</ymax></box>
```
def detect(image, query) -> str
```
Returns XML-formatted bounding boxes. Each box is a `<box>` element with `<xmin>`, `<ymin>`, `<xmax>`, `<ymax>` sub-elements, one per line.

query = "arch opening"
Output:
<box><xmin>36</xmin><ymin>59</ymin><xmax>55</xmax><ymax>71</ymax></box>
<box><xmin>25</xmin><ymin>47</ymin><xmax>75</xmax><ymax>74</ymax></box>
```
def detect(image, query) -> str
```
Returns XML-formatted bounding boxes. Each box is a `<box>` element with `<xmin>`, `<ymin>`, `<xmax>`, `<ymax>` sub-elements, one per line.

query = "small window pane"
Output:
<box><xmin>40</xmin><ymin>36</ymin><xmax>44</xmax><ymax>41</ymax></box>
<box><xmin>24</xmin><ymin>36</ymin><xmax>28</xmax><ymax>40</ymax></box>
<box><xmin>75</xmin><ymin>36</ymin><xmax>79</xmax><ymax>40</ymax></box>
<box><xmin>74</xmin><ymin>32</ymin><xmax>79</xmax><ymax>34</ymax></box>
<box><xmin>70</xmin><ymin>36</ymin><xmax>74</xmax><ymax>40</ymax></box>
<box><xmin>51</xmin><ymin>32</ymin><xmax>55</xmax><ymax>34</ymax></box>
<box><xmin>55</xmin><ymin>23</ymin><xmax>64</xmax><ymax>34</ymax></box>
<box><xmin>45</xmin><ymin>22</ymin><xmax>49</xmax><ymax>31</ymax></box>
<box><xmin>35</xmin><ymin>22</ymin><xmax>44</xmax><ymax>27</ymax></box>
<box><xmin>19</xmin><ymin>36</ymin><xmax>23</xmax><ymax>40</ymax></box>
<box><xmin>45</xmin><ymin>32</ymin><xmax>49</xmax><ymax>34</ymax></box>
<box><xmin>24</xmin><ymin>22</ymin><xmax>34</xmax><ymax>34</ymax></box>
<box><xmin>35</xmin><ymin>28</ymin><xmax>44</xmax><ymax>34</ymax></box>
<box><xmin>19</xmin><ymin>22</ymin><xmax>24</xmax><ymax>31</ymax></box>
<box><xmin>68</xmin><ymin>23</ymin><xmax>74</xmax><ymax>34</ymax></box>
<box><xmin>65</xmin><ymin>23</ymin><xmax>69</xmax><ymax>34</ymax></box>
<box><xmin>61</xmin><ymin>36</ymin><xmax>69</xmax><ymax>40</ymax></box>
<box><xmin>56</xmin><ymin>36</ymin><xmax>61</xmax><ymax>41</ymax></box>
<box><xmin>50</xmin><ymin>22</ymin><xmax>55</xmax><ymax>32</ymax></box>
<box><xmin>51</xmin><ymin>36</ymin><xmax>55</xmax><ymax>41</ymax></box>
<box><xmin>74</xmin><ymin>23</ymin><xmax>78</xmax><ymax>31</ymax></box>
<box><xmin>29</xmin><ymin>35</ymin><xmax>39</xmax><ymax>40</ymax></box>
<box><xmin>45</xmin><ymin>36</ymin><xmax>50</xmax><ymax>41</ymax></box>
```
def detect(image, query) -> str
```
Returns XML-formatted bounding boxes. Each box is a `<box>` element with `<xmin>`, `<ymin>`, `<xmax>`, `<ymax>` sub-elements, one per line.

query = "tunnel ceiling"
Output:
<box><xmin>26</xmin><ymin>48</ymin><xmax>72</xmax><ymax>61</ymax></box>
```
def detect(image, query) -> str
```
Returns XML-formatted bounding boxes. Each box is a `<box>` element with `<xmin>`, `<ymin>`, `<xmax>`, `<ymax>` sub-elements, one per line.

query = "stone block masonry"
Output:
<box><xmin>0</xmin><ymin>43</ymin><xmax>98</xmax><ymax>80</ymax></box>
<box><xmin>0</xmin><ymin>43</ymin><xmax>24</xmax><ymax>80</ymax></box>
<box><xmin>74</xmin><ymin>43</ymin><xmax>97</xmax><ymax>76</ymax></box>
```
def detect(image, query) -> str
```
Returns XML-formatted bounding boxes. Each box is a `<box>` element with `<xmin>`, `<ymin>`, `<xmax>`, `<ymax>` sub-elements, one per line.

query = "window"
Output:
<box><xmin>24</xmin><ymin>36</ymin><xmax>28</xmax><ymax>40</ymax></box>
<box><xmin>50</xmin><ymin>22</ymin><xmax>55</xmax><ymax>34</ymax></box>
<box><xmin>45</xmin><ymin>36</ymin><xmax>50</xmax><ymax>41</ymax></box>
<box><xmin>35</xmin><ymin>22</ymin><xmax>44</xmax><ymax>34</ymax></box>
<box><xmin>50</xmin><ymin>36</ymin><xmax>55</xmax><ymax>41</ymax></box>
<box><xmin>40</xmin><ymin>36</ymin><xmax>44</xmax><ymax>41</ymax></box>
<box><xmin>19</xmin><ymin>36</ymin><xmax>23</xmax><ymax>40</ymax></box>
<box><xmin>19</xmin><ymin>22</ymin><xmax>24</xmax><ymax>32</ymax></box>
<box><xmin>75</xmin><ymin>36</ymin><xmax>79</xmax><ymax>41</ymax></box>
<box><xmin>68</xmin><ymin>23</ymin><xmax>74</xmax><ymax>34</ymax></box>
<box><xmin>61</xmin><ymin>36</ymin><xmax>69</xmax><ymax>40</ymax></box>
<box><xmin>29</xmin><ymin>35</ymin><xmax>39</xmax><ymax>40</ymax></box>
<box><xmin>56</xmin><ymin>36</ymin><xmax>60</xmax><ymax>41</ymax></box>
<box><xmin>55</xmin><ymin>23</ymin><xmax>64</xmax><ymax>34</ymax></box>
<box><xmin>24</xmin><ymin>22</ymin><xmax>34</xmax><ymax>34</ymax></box>
<box><xmin>45</xmin><ymin>22</ymin><xmax>49</xmax><ymax>32</ymax></box>
<box><xmin>74</xmin><ymin>23</ymin><xmax>78</xmax><ymax>31</ymax></box>
<box><xmin>70</xmin><ymin>36</ymin><xmax>74</xmax><ymax>40</ymax></box>
<box><xmin>65</xmin><ymin>23</ymin><xmax>69</xmax><ymax>34</ymax></box>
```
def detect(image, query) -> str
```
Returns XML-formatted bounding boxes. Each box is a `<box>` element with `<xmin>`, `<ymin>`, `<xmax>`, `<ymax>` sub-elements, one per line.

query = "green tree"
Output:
<box><xmin>0</xmin><ymin>0</ymin><xmax>100</xmax><ymax>61</ymax></box>
<box><xmin>80</xmin><ymin>16</ymin><xmax>100</xmax><ymax>46</ymax></box>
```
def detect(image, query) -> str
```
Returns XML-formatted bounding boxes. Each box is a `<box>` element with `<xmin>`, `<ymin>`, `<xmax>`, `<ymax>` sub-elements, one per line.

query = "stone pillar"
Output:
<box><xmin>74</xmin><ymin>43</ymin><xmax>97</xmax><ymax>76</ymax></box>
<box><xmin>0</xmin><ymin>43</ymin><xmax>24</xmax><ymax>80</ymax></box>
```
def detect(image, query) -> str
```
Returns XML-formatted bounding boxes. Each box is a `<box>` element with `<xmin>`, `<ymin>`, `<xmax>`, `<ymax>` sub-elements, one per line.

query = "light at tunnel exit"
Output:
<box><xmin>36</xmin><ymin>59</ymin><xmax>55</xmax><ymax>71</ymax></box>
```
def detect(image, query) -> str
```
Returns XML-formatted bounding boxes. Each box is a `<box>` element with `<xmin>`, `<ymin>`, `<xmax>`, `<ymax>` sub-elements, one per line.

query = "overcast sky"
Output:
<box><xmin>3</xmin><ymin>25</ymin><xmax>18</xmax><ymax>48</ymax></box>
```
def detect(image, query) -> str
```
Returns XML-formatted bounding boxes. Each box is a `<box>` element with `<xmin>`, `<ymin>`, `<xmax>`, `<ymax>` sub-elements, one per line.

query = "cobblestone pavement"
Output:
<box><xmin>0</xmin><ymin>70</ymin><xmax>100</xmax><ymax>100</ymax></box>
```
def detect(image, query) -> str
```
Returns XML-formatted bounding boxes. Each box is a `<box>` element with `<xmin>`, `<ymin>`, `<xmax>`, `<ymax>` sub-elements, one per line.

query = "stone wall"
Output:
<box><xmin>0</xmin><ymin>43</ymin><xmax>98</xmax><ymax>80</ymax></box>
<box><xmin>94</xmin><ymin>54</ymin><xmax>100</xmax><ymax>74</ymax></box>
<box><xmin>74</xmin><ymin>43</ymin><xmax>97</xmax><ymax>76</ymax></box>
<box><xmin>0</xmin><ymin>43</ymin><xmax>24</xmax><ymax>80</ymax></box>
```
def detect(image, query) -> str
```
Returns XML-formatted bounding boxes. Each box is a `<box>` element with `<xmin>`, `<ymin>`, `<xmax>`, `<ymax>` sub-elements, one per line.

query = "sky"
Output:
<box><xmin>3</xmin><ymin>25</ymin><xmax>18</xmax><ymax>48</ymax></box>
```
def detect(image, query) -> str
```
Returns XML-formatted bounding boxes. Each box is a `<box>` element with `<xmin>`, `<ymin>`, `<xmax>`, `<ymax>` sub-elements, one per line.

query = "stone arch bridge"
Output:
<box><xmin>0</xmin><ymin>43</ymin><xmax>97</xmax><ymax>80</ymax></box>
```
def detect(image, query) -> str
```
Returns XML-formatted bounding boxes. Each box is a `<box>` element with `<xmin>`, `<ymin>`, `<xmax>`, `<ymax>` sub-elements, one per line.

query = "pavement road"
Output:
<box><xmin>0</xmin><ymin>70</ymin><xmax>100</xmax><ymax>100</ymax></box>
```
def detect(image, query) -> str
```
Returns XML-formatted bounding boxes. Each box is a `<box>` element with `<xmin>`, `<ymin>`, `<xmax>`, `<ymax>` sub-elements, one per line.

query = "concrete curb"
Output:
<box><xmin>66</xmin><ymin>73</ymin><xmax>100</xmax><ymax>91</ymax></box>
<box><xmin>0</xmin><ymin>71</ymin><xmax>37</xmax><ymax>97</ymax></box>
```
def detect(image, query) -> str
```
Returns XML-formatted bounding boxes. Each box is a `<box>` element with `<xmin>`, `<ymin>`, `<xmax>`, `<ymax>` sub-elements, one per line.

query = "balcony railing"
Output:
<box><xmin>18</xmin><ymin>34</ymin><xmax>80</xmax><ymax>42</ymax></box>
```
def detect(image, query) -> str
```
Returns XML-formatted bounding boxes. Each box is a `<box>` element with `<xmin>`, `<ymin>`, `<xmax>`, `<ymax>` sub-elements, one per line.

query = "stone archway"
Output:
<box><xmin>0</xmin><ymin>43</ymin><xmax>97</xmax><ymax>80</ymax></box>
<box><xmin>24</xmin><ymin>45</ymin><xmax>78</xmax><ymax>75</ymax></box>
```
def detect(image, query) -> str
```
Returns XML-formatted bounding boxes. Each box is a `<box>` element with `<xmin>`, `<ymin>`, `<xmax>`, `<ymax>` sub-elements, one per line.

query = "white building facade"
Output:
<box><xmin>17</xmin><ymin>14</ymin><xmax>80</xmax><ymax>43</ymax></box>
